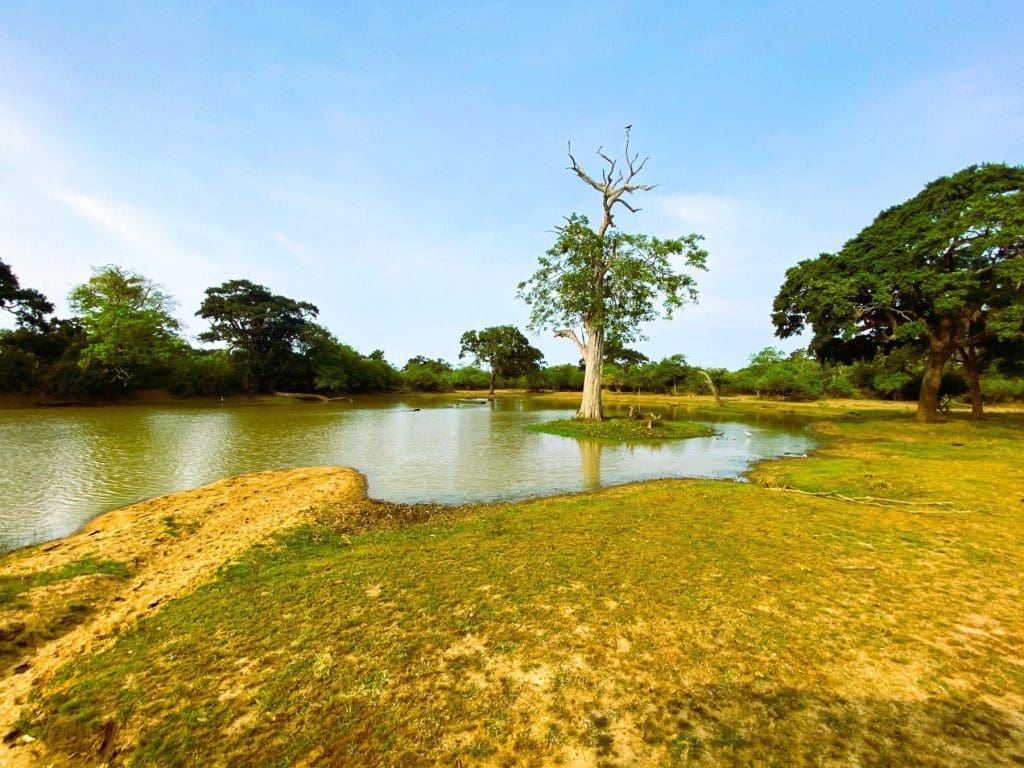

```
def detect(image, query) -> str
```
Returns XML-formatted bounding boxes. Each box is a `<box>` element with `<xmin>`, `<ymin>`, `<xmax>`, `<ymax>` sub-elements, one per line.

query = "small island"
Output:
<box><xmin>529</xmin><ymin>414</ymin><xmax>715</xmax><ymax>441</ymax></box>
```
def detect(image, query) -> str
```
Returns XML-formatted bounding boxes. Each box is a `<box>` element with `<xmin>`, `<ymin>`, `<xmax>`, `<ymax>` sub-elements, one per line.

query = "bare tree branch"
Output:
<box><xmin>567</xmin><ymin>128</ymin><xmax>657</xmax><ymax>235</ymax></box>
<box><xmin>554</xmin><ymin>328</ymin><xmax>586</xmax><ymax>355</ymax></box>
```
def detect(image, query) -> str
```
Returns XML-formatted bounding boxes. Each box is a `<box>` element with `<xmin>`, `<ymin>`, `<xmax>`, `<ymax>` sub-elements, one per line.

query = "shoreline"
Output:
<box><xmin>0</xmin><ymin>466</ymin><xmax>368</xmax><ymax>763</ymax></box>
<box><xmin>3</xmin><ymin>402</ymin><xmax>1023</xmax><ymax>764</ymax></box>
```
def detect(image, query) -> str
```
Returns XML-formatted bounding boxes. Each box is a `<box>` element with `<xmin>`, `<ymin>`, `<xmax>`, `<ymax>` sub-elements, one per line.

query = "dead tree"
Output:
<box><xmin>697</xmin><ymin>369</ymin><xmax>723</xmax><ymax>406</ymax></box>
<box><xmin>560</xmin><ymin>127</ymin><xmax>655</xmax><ymax>421</ymax></box>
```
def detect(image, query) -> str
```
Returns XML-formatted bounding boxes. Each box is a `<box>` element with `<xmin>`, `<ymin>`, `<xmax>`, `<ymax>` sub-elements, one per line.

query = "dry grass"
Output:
<box><xmin>4</xmin><ymin>405</ymin><xmax>1024</xmax><ymax>766</ymax></box>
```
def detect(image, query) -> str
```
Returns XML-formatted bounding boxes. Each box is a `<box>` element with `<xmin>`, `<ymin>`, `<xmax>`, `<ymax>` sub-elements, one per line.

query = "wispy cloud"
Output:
<box><xmin>272</xmin><ymin>231</ymin><xmax>319</xmax><ymax>266</ymax></box>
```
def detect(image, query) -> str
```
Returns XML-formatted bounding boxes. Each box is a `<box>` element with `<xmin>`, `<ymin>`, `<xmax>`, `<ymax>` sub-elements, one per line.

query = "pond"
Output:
<box><xmin>0</xmin><ymin>396</ymin><xmax>815</xmax><ymax>551</ymax></box>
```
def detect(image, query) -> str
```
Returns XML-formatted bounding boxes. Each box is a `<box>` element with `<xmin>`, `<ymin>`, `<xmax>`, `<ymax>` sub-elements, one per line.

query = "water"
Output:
<box><xmin>0</xmin><ymin>396</ymin><xmax>814</xmax><ymax>551</ymax></box>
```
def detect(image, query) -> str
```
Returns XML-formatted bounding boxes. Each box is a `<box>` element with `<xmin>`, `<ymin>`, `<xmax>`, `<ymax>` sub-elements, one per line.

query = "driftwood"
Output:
<box><xmin>769</xmin><ymin>485</ymin><xmax>973</xmax><ymax>513</ymax></box>
<box><xmin>273</xmin><ymin>391</ymin><xmax>353</xmax><ymax>403</ymax></box>
<box><xmin>627</xmin><ymin>405</ymin><xmax>642</xmax><ymax>420</ymax></box>
<box><xmin>645</xmin><ymin>412</ymin><xmax>663</xmax><ymax>430</ymax></box>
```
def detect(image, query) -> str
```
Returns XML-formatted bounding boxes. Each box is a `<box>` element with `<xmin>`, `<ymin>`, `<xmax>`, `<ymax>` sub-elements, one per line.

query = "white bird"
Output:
<box><xmin>742</xmin><ymin>429</ymin><xmax>753</xmax><ymax>436</ymax></box>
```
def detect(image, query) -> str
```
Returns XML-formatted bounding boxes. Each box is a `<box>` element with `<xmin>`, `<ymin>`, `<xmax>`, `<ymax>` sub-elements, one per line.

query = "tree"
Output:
<box><xmin>197</xmin><ymin>280</ymin><xmax>319</xmax><ymax>392</ymax></box>
<box><xmin>773</xmin><ymin>164</ymin><xmax>1024</xmax><ymax>422</ymax></box>
<box><xmin>459</xmin><ymin>325</ymin><xmax>544</xmax><ymax>395</ymax></box>
<box><xmin>1</xmin><ymin>258</ymin><xmax>53</xmax><ymax>329</ymax></box>
<box><xmin>402</xmin><ymin>356</ymin><xmax>453</xmax><ymax>392</ymax></box>
<box><xmin>68</xmin><ymin>265</ymin><xmax>186</xmax><ymax>387</ymax></box>
<box><xmin>518</xmin><ymin>129</ymin><xmax>707</xmax><ymax>420</ymax></box>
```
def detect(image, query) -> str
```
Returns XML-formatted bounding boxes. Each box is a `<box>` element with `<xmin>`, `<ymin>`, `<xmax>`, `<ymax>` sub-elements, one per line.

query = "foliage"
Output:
<box><xmin>773</xmin><ymin>164</ymin><xmax>1024</xmax><ymax>420</ymax></box>
<box><xmin>535</xmin><ymin>364</ymin><xmax>585</xmax><ymax>391</ymax></box>
<box><xmin>727</xmin><ymin>348</ymin><xmax>825</xmax><ymax>401</ymax></box>
<box><xmin>197</xmin><ymin>279</ymin><xmax>319</xmax><ymax>392</ymax></box>
<box><xmin>299</xmin><ymin>326</ymin><xmax>401</xmax><ymax>394</ymax></box>
<box><xmin>167</xmin><ymin>349</ymin><xmax>241</xmax><ymax>397</ymax></box>
<box><xmin>980</xmin><ymin>375</ymin><xmax>1024</xmax><ymax>403</ymax></box>
<box><xmin>0</xmin><ymin>258</ymin><xmax>53</xmax><ymax>329</ymax></box>
<box><xmin>519</xmin><ymin>214</ymin><xmax>706</xmax><ymax>345</ymax></box>
<box><xmin>402</xmin><ymin>356</ymin><xmax>454</xmax><ymax>392</ymax></box>
<box><xmin>459</xmin><ymin>325</ymin><xmax>544</xmax><ymax>394</ymax></box>
<box><xmin>447</xmin><ymin>365</ymin><xmax>492</xmax><ymax>390</ymax></box>
<box><xmin>68</xmin><ymin>265</ymin><xmax>186</xmax><ymax>387</ymax></box>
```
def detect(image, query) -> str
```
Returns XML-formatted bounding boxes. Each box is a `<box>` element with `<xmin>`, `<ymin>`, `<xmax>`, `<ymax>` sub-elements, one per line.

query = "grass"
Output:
<box><xmin>14</xmin><ymin>404</ymin><xmax>1024</xmax><ymax>766</ymax></box>
<box><xmin>528</xmin><ymin>416</ymin><xmax>715</xmax><ymax>442</ymax></box>
<box><xmin>0</xmin><ymin>556</ymin><xmax>131</xmax><ymax>608</ymax></box>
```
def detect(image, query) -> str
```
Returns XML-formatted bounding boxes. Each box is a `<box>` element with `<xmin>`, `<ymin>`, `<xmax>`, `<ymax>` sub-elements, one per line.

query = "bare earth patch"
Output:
<box><xmin>0</xmin><ymin>466</ymin><xmax>365</xmax><ymax>765</ymax></box>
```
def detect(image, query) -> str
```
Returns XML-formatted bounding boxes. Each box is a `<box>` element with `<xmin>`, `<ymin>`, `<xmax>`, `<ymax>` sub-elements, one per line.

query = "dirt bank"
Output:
<box><xmin>0</xmin><ymin>466</ymin><xmax>365</xmax><ymax>764</ymax></box>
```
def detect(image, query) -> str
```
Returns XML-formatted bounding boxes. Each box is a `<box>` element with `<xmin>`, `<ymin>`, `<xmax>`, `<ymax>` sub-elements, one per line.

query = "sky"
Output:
<box><xmin>1</xmin><ymin>1</ymin><xmax>1022</xmax><ymax>370</ymax></box>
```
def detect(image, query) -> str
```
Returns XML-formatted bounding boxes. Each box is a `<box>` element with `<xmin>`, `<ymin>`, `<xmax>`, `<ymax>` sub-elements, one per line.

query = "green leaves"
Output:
<box><xmin>773</xmin><ymin>164</ymin><xmax>1024</xmax><ymax>358</ymax></box>
<box><xmin>517</xmin><ymin>213</ymin><xmax>707</xmax><ymax>343</ymax></box>
<box><xmin>196</xmin><ymin>280</ymin><xmax>319</xmax><ymax>392</ymax></box>
<box><xmin>67</xmin><ymin>265</ymin><xmax>185</xmax><ymax>386</ymax></box>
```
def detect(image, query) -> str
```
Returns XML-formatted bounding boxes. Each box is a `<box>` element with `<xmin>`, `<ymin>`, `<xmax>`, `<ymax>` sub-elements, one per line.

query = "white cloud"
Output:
<box><xmin>272</xmin><ymin>231</ymin><xmax>319</xmax><ymax>266</ymax></box>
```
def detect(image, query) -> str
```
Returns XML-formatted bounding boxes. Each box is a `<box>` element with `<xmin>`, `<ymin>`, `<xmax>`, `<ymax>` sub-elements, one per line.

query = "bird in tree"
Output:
<box><xmin>459</xmin><ymin>325</ymin><xmax>544</xmax><ymax>395</ymax></box>
<box><xmin>518</xmin><ymin>129</ymin><xmax>707</xmax><ymax>420</ymax></box>
<box><xmin>773</xmin><ymin>163</ymin><xmax>1024</xmax><ymax>422</ymax></box>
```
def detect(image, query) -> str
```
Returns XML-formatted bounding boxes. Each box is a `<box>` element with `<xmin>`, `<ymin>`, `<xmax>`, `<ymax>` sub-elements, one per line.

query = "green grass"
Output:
<box><xmin>0</xmin><ymin>556</ymin><xmax>131</xmax><ymax>608</ymax></box>
<box><xmin>528</xmin><ymin>416</ymin><xmax>714</xmax><ymax>442</ymax></box>
<box><xmin>19</xmin><ymin>408</ymin><xmax>1024</xmax><ymax>766</ymax></box>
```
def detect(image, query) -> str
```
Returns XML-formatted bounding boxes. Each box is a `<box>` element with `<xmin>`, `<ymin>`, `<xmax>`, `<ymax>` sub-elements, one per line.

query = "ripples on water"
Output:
<box><xmin>0</xmin><ymin>397</ymin><xmax>815</xmax><ymax>551</ymax></box>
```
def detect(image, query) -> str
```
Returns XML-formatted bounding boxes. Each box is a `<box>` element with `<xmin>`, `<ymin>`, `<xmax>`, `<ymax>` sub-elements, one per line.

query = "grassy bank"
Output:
<box><xmin>7</xmin><ymin>403</ymin><xmax>1024</xmax><ymax>766</ymax></box>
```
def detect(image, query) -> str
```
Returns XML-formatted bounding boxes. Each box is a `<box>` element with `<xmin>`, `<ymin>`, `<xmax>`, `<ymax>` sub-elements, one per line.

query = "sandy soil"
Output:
<box><xmin>0</xmin><ymin>466</ymin><xmax>365</xmax><ymax>766</ymax></box>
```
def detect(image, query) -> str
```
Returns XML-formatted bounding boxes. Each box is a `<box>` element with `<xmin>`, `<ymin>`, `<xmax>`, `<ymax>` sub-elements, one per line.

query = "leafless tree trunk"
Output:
<box><xmin>697</xmin><ymin>369</ymin><xmax>723</xmax><ymax>406</ymax></box>
<box><xmin>558</xmin><ymin>127</ymin><xmax>654</xmax><ymax>421</ymax></box>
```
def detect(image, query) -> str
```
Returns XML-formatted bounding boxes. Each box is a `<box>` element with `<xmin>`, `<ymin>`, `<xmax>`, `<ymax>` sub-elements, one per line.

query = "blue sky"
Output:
<box><xmin>1</xmin><ymin>1</ymin><xmax>1021</xmax><ymax>369</ymax></box>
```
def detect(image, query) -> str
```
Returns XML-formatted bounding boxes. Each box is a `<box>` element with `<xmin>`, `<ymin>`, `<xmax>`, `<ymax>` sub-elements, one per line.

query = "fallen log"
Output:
<box><xmin>273</xmin><ymin>391</ymin><xmax>353</xmax><ymax>403</ymax></box>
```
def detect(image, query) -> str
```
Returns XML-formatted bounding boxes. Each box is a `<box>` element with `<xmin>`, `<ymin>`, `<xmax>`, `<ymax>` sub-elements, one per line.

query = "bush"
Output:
<box><xmin>981</xmin><ymin>376</ymin><xmax>1024</xmax><ymax>403</ymax></box>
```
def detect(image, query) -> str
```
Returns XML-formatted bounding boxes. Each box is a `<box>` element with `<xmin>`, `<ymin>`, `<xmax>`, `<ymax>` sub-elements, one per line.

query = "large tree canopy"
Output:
<box><xmin>773</xmin><ymin>163</ymin><xmax>1024</xmax><ymax>422</ymax></box>
<box><xmin>68</xmin><ymin>265</ymin><xmax>184</xmax><ymax>386</ymax></box>
<box><xmin>197</xmin><ymin>279</ymin><xmax>319</xmax><ymax>392</ymax></box>
<box><xmin>459</xmin><ymin>325</ymin><xmax>544</xmax><ymax>395</ymax></box>
<box><xmin>1</xmin><ymin>258</ymin><xmax>53</xmax><ymax>329</ymax></box>
<box><xmin>518</xmin><ymin>130</ymin><xmax>707</xmax><ymax>420</ymax></box>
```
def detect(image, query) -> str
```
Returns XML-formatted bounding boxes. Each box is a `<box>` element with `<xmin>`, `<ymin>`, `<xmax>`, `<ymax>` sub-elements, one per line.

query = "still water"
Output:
<box><xmin>0</xmin><ymin>396</ymin><xmax>814</xmax><ymax>551</ymax></box>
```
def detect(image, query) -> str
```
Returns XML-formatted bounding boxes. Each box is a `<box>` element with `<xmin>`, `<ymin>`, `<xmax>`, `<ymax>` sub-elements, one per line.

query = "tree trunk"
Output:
<box><xmin>697</xmin><ymin>369</ymin><xmax>722</xmax><ymax>406</ymax></box>
<box><xmin>960</xmin><ymin>346</ymin><xmax>983</xmax><ymax>419</ymax></box>
<box><xmin>489</xmin><ymin>369</ymin><xmax>496</xmax><ymax>397</ymax></box>
<box><xmin>577</xmin><ymin>324</ymin><xmax>605</xmax><ymax>420</ymax></box>
<box><xmin>917</xmin><ymin>328</ymin><xmax>956</xmax><ymax>423</ymax></box>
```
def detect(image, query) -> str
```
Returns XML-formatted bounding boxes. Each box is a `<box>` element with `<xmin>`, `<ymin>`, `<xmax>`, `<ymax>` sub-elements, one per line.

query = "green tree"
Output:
<box><xmin>459</xmin><ymin>325</ymin><xmax>544</xmax><ymax>395</ymax></box>
<box><xmin>68</xmin><ymin>265</ymin><xmax>186</xmax><ymax>387</ymax></box>
<box><xmin>518</xmin><ymin>129</ymin><xmax>707</xmax><ymax>420</ymax></box>
<box><xmin>402</xmin><ymin>356</ymin><xmax>453</xmax><ymax>392</ymax></box>
<box><xmin>773</xmin><ymin>164</ymin><xmax>1024</xmax><ymax>422</ymax></box>
<box><xmin>197</xmin><ymin>279</ymin><xmax>319</xmax><ymax>392</ymax></box>
<box><xmin>1</xmin><ymin>258</ymin><xmax>53</xmax><ymax>329</ymax></box>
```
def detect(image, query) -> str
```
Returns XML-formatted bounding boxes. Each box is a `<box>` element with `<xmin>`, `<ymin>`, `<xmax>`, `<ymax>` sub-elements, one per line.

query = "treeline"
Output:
<box><xmin>3</xmin><ymin>261</ymin><xmax>1022</xmax><ymax>404</ymax></box>
<box><xmin>0</xmin><ymin>263</ymin><xmax>402</xmax><ymax>400</ymax></box>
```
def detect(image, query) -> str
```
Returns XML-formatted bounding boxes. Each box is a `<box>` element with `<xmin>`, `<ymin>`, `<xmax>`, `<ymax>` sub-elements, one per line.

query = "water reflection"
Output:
<box><xmin>0</xmin><ymin>397</ymin><xmax>814</xmax><ymax>551</ymax></box>
<box><xmin>578</xmin><ymin>439</ymin><xmax>603</xmax><ymax>491</ymax></box>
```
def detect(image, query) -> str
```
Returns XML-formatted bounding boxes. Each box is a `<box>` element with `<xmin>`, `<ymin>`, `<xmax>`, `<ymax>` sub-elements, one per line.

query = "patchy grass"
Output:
<box><xmin>14</xmin><ymin>408</ymin><xmax>1024</xmax><ymax>766</ymax></box>
<box><xmin>0</xmin><ymin>557</ymin><xmax>131</xmax><ymax>609</ymax></box>
<box><xmin>528</xmin><ymin>416</ymin><xmax>714</xmax><ymax>442</ymax></box>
